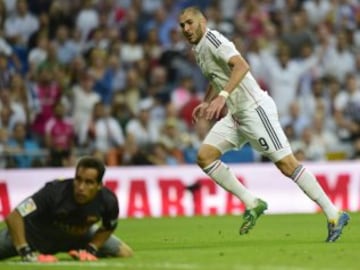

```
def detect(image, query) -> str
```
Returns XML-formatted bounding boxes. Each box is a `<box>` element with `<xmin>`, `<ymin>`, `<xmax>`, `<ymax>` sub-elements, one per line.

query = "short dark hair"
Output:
<box><xmin>76</xmin><ymin>156</ymin><xmax>105</xmax><ymax>183</ymax></box>
<box><xmin>180</xmin><ymin>6</ymin><xmax>205</xmax><ymax>18</ymax></box>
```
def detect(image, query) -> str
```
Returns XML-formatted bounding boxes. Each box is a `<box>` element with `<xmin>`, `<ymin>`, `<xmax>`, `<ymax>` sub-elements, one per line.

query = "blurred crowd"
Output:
<box><xmin>1</xmin><ymin>0</ymin><xmax>360</xmax><ymax>168</ymax></box>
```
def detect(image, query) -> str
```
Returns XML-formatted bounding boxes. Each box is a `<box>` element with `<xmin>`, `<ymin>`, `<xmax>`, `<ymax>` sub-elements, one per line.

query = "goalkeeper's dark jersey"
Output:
<box><xmin>16</xmin><ymin>179</ymin><xmax>119</xmax><ymax>250</ymax></box>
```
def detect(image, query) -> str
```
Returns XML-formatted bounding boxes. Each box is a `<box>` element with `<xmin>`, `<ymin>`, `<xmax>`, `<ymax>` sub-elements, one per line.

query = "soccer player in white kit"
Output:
<box><xmin>178</xmin><ymin>6</ymin><xmax>349</xmax><ymax>242</ymax></box>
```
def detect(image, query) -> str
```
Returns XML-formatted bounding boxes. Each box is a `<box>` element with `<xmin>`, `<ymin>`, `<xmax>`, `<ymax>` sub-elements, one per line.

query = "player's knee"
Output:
<box><xmin>197</xmin><ymin>145</ymin><xmax>221</xmax><ymax>168</ymax></box>
<box><xmin>118</xmin><ymin>243</ymin><xmax>133</xmax><ymax>258</ymax></box>
<box><xmin>275</xmin><ymin>154</ymin><xmax>299</xmax><ymax>177</ymax></box>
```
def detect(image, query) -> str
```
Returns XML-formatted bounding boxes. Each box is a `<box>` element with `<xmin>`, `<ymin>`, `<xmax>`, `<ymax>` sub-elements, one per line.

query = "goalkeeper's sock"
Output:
<box><xmin>291</xmin><ymin>165</ymin><xmax>339</xmax><ymax>220</ymax></box>
<box><xmin>203</xmin><ymin>160</ymin><xmax>258</xmax><ymax>208</ymax></box>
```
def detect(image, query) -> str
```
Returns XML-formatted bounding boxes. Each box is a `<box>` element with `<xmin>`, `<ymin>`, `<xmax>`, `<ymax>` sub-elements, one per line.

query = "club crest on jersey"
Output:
<box><xmin>17</xmin><ymin>198</ymin><xmax>37</xmax><ymax>217</ymax></box>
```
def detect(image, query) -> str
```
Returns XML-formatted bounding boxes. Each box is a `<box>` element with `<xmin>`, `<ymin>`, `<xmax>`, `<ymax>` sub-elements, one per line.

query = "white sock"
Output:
<box><xmin>203</xmin><ymin>160</ymin><xmax>258</xmax><ymax>209</ymax></box>
<box><xmin>291</xmin><ymin>165</ymin><xmax>339</xmax><ymax>220</ymax></box>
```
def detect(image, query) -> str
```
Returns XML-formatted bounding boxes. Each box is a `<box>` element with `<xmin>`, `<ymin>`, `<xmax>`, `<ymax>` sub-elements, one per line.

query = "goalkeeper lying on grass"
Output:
<box><xmin>0</xmin><ymin>156</ymin><xmax>133</xmax><ymax>262</ymax></box>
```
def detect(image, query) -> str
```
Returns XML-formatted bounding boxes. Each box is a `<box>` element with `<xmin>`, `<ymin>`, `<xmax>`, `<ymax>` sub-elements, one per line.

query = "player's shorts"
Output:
<box><xmin>0</xmin><ymin>226</ymin><xmax>122</xmax><ymax>259</ymax></box>
<box><xmin>203</xmin><ymin>93</ymin><xmax>292</xmax><ymax>162</ymax></box>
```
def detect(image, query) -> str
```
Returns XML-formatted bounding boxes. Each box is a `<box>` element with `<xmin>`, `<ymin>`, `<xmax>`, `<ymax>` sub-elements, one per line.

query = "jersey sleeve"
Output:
<box><xmin>101</xmin><ymin>188</ymin><xmax>119</xmax><ymax>230</ymax></box>
<box><xmin>16</xmin><ymin>180</ymin><xmax>58</xmax><ymax>218</ymax></box>
<box><xmin>206</xmin><ymin>30</ymin><xmax>240</xmax><ymax>62</ymax></box>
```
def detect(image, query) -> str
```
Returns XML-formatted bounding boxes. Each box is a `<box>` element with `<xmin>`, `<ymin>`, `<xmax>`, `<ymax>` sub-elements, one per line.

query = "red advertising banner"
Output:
<box><xmin>0</xmin><ymin>162</ymin><xmax>359</xmax><ymax>220</ymax></box>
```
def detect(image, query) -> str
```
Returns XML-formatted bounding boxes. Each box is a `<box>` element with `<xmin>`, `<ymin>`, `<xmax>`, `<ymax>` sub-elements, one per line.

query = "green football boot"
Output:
<box><xmin>239</xmin><ymin>199</ymin><xmax>268</xmax><ymax>235</ymax></box>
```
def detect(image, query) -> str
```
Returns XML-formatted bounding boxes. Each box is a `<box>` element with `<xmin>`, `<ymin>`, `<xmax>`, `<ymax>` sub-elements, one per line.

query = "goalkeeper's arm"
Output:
<box><xmin>88</xmin><ymin>226</ymin><xmax>114</xmax><ymax>251</ymax></box>
<box><xmin>69</xmin><ymin>226</ymin><xmax>115</xmax><ymax>261</ymax></box>
<box><xmin>5</xmin><ymin>210</ymin><xmax>37</xmax><ymax>261</ymax></box>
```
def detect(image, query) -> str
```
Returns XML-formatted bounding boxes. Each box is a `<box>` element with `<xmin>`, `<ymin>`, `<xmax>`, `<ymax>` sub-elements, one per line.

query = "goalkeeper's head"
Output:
<box><xmin>73</xmin><ymin>156</ymin><xmax>106</xmax><ymax>204</ymax></box>
<box><xmin>76</xmin><ymin>156</ymin><xmax>105</xmax><ymax>183</ymax></box>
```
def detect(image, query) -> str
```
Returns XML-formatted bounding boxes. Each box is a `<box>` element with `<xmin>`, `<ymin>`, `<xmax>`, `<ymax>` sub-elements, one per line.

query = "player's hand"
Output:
<box><xmin>69</xmin><ymin>244</ymin><xmax>98</xmax><ymax>261</ymax></box>
<box><xmin>192</xmin><ymin>102</ymin><xmax>209</xmax><ymax>123</ymax></box>
<box><xmin>37</xmin><ymin>254</ymin><xmax>58</xmax><ymax>263</ymax></box>
<box><xmin>205</xmin><ymin>95</ymin><xmax>226</xmax><ymax>121</ymax></box>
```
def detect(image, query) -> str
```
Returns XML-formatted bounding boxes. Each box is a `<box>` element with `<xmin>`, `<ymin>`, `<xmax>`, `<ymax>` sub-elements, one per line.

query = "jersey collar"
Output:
<box><xmin>193</xmin><ymin>28</ymin><xmax>210</xmax><ymax>53</ymax></box>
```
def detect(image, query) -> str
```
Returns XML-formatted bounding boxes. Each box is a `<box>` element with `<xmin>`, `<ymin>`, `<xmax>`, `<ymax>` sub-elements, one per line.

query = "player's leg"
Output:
<box><xmin>198</xmin><ymin>114</ymin><xmax>260</xmax><ymax>210</ymax></box>
<box><xmin>275</xmin><ymin>154</ymin><xmax>349</xmax><ymax>242</ymax></box>
<box><xmin>251</xmin><ymin>95</ymin><xmax>349</xmax><ymax>242</ymax></box>
<box><xmin>84</xmin><ymin>226</ymin><xmax>133</xmax><ymax>258</ymax></box>
<box><xmin>96</xmin><ymin>234</ymin><xmax>133</xmax><ymax>258</ymax></box>
<box><xmin>0</xmin><ymin>228</ymin><xmax>18</xmax><ymax>260</ymax></box>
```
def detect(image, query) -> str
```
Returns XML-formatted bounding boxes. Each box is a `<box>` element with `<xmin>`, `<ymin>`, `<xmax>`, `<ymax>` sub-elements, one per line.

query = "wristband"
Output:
<box><xmin>86</xmin><ymin>243</ymin><xmax>98</xmax><ymax>255</ymax></box>
<box><xmin>219</xmin><ymin>90</ymin><xmax>230</xmax><ymax>100</ymax></box>
<box><xmin>17</xmin><ymin>244</ymin><xmax>37</xmax><ymax>262</ymax></box>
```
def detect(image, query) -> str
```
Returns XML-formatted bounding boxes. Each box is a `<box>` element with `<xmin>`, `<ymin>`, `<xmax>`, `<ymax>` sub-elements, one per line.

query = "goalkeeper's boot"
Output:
<box><xmin>239</xmin><ymin>199</ymin><xmax>268</xmax><ymax>235</ymax></box>
<box><xmin>326</xmin><ymin>212</ymin><xmax>350</xmax><ymax>242</ymax></box>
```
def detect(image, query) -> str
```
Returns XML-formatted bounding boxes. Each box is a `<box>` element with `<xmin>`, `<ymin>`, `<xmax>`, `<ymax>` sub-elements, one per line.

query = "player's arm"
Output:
<box><xmin>5</xmin><ymin>203</ymin><xmax>40</xmax><ymax>262</ymax></box>
<box><xmin>70</xmin><ymin>190</ymin><xmax>119</xmax><ymax>261</ymax></box>
<box><xmin>192</xmin><ymin>84</ymin><xmax>217</xmax><ymax>123</ymax></box>
<box><xmin>203</xmin><ymin>84</ymin><xmax>217</xmax><ymax>103</ymax></box>
<box><xmin>7</xmin><ymin>182</ymin><xmax>58</xmax><ymax>262</ymax></box>
<box><xmin>5</xmin><ymin>209</ymin><xmax>29</xmax><ymax>251</ymax></box>
<box><xmin>88</xmin><ymin>226</ymin><xmax>115</xmax><ymax>251</ymax></box>
<box><xmin>205</xmin><ymin>55</ymin><xmax>249</xmax><ymax>120</ymax></box>
<box><xmin>69</xmin><ymin>225</ymin><xmax>116</xmax><ymax>261</ymax></box>
<box><xmin>222</xmin><ymin>55</ymin><xmax>250</xmax><ymax>96</ymax></box>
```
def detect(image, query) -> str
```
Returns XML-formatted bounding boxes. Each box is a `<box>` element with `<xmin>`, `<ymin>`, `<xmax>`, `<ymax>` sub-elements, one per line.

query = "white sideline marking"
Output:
<box><xmin>3</xmin><ymin>262</ymin><xmax>333</xmax><ymax>270</ymax></box>
<box><xmin>4</xmin><ymin>261</ymin><xmax>196</xmax><ymax>269</ymax></box>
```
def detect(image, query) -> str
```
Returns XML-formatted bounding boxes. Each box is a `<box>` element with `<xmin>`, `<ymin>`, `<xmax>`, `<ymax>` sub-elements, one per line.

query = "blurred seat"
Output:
<box><xmin>221</xmin><ymin>144</ymin><xmax>255</xmax><ymax>163</ymax></box>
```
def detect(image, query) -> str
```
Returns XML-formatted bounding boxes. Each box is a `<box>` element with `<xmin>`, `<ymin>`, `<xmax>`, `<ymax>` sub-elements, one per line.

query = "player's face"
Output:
<box><xmin>179</xmin><ymin>11</ymin><xmax>205</xmax><ymax>45</ymax></box>
<box><xmin>73</xmin><ymin>167</ymin><xmax>101</xmax><ymax>204</ymax></box>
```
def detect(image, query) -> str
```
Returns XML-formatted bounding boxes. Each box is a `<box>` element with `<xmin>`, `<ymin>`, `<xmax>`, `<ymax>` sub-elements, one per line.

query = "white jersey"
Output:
<box><xmin>193</xmin><ymin>29</ymin><xmax>267</xmax><ymax>113</ymax></box>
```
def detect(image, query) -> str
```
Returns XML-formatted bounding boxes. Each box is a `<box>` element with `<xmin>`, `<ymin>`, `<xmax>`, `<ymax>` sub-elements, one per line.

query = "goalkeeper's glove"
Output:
<box><xmin>17</xmin><ymin>245</ymin><xmax>37</xmax><ymax>262</ymax></box>
<box><xmin>68</xmin><ymin>243</ymin><xmax>98</xmax><ymax>261</ymax></box>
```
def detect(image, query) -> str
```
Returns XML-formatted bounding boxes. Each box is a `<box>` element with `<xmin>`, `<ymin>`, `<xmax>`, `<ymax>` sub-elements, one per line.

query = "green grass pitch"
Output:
<box><xmin>1</xmin><ymin>212</ymin><xmax>359</xmax><ymax>270</ymax></box>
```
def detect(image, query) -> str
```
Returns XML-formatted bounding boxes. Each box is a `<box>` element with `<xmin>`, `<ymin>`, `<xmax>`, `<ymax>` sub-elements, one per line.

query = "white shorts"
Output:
<box><xmin>203</xmin><ymin>94</ymin><xmax>292</xmax><ymax>162</ymax></box>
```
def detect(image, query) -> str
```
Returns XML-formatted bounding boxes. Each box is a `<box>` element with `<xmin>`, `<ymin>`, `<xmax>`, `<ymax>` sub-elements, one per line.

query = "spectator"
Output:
<box><xmin>302</xmin><ymin>0</ymin><xmax>332</xmax><ymax>27</ymax></box>
<box><xmin>311</xmin><ymin>112</ymin><xmax>342</xmax><ymax>156</ymax></box>
<box><xmin>27</xmin><ymin>34</ymin><xmax>48</xmax><ymax>69</ymax></box>
<box><xmin>280</xmin><ymin>101</ymin><xmax>311</xmax><ymax>139</ymax></box>
<box><xmin>76</xmin><ymin>0</ymin><xmax>99</xmax><ymax>42</ymax></box>
<box><xmin>119</xmin><ymin>68</ymin><xmax>143</xmax><ymax>115</ymax></box>
<box><xmin>281</xmin><ymin>10</ymin><xmax>316</xmax><ymax>59</ymax></box>
<box><xmin>111</xmin><ymin>93</ymin><xmax>134</xmax><ymax>131</ymax></box>
<box><xmin>320</xmin><ymin>30</ymin><xmax>355</xmax><ymax>84</ymax></box>
<box><xmin>81</xmin><ymin>101</ymin><xmax>125</xmax><ymax>166</ymax></box>
<box><xmin>8</xmin><ymin>73</ymin><xmax>32</xmax><ymax>124</ymax></box>
<box><xmin>44</xmin><ymin>101</ymin><xmax>75</xmax><ymax>167</ymax></box>
<box><xmin>53</xmin><ymin>24</ymin><xmax>81</xmax><ymax>65</ymax></box>
<box><xmin>261</xmin><ymin>43</ymin><xmax>319</xmax><ymax>117</ymax></box>
<box><xmin>0</xmin><ymin>90</ymin><xmax>26</xmax><ymax>132</ymax></box>
<box><xmin>0</xmin><ymin>54</ymin><xmax>16</xmax><ymax>89</ymax></box>
<box><xmin>7</xmin><ymin>121</ymin><xmax>42</xmax><ymax>168</ymax></box>
<box><xmin>87</xmin><ymin>48</ymin><xmax>113</xmax><ymax>105</ymax></box>
<box><xmin>107</xmin><ymin>53</ymin><xmax>126</xmax><ymax>93</ymax></box>
<box><xmin>70</xmin><ymin>70</ymin><xmax>101</xmax><ymax>141</ymax></box>
<box><xmin>28</xmin><ymin>12</ymin><xmax>50</xmax><ymax>49</ymax></box>
<box><xmin>120</xmin><ymin>26</ymin><xmax>144</xmax><ymax>67</ymax></box>
<box><xmin>29</xmin><ymin>63</ymin><xmax>62</xmax><ymax>141</ymax></box>
<box><xmin>0</xmin><ymin>126</ymin><xmax>9</xmax><ymax>168</ymax></box>
<box><xmin>333</xmin><ymin>73</ymin><xmax>360</xmax><ymax>142</ymax></box>
<box><xmin>143</xmin><ymin>27</ymin><xmax>162</xmax><ymax>66</ymax></box>
<box><xmin>125</xmin><ymin>98</ymin><xmax>159</xmax><ymax>148</ymax></box>
<box><xmin>4</xmin><ymin>0</ymin><xmax>39</xmax><ymax>46</ymax></box>
<box><xmin>147</xmin><ymin>142</ymin><xmax>179</xmax><ymax>165</ymax></box>
<box><xmin>158</xmin><ymin>117</ymin><xmax>185</xmax><ymax>164</ymax></box>
<box><xmin>182</xmin><ymin>118</ymin><xmax>211</xmax><ymax>164</ymax></box>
